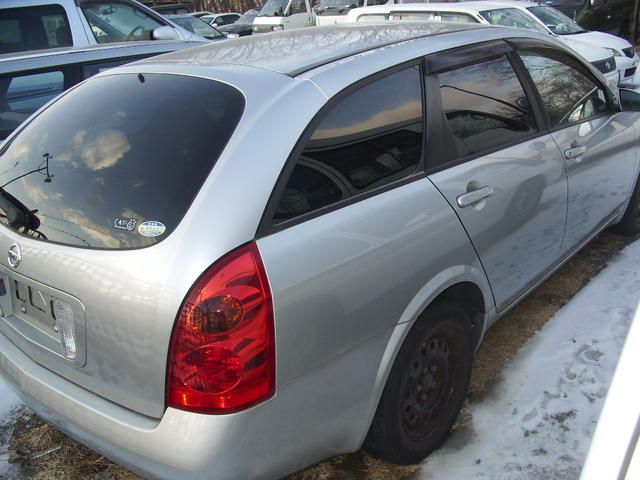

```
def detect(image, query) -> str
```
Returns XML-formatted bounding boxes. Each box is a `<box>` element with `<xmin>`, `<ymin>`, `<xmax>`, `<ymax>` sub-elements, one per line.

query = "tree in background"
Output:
<box><xmin>633</xmin><ymin>0</ymin><xmax>639</xmax><ymax>44</ymax></box>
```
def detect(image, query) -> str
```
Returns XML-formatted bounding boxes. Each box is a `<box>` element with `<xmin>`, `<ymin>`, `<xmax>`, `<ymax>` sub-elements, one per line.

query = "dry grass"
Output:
<box><xmin>6</xmin><ymin>232</ymin><xmax>632</xmax><ymax>480</ymax></box>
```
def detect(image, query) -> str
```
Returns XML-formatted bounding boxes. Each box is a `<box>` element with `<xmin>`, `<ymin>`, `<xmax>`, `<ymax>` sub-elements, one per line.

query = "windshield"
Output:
<box><xmin>0</xmin><ymin>74</ymin><xmax>244</xmax><ymax>249</ymax></box>
<box><xmin>527</xmin><ymin>6</ymin><xmax>586</xmax><ymax>34</ymax></box>
<box><xmin>318</xmin><ymin>0</ymin><xmax>358</xmax><ymax>10</ymax></box>
<box><xmin>480</xmin><ymin>8</ymin><xmax>548</xmax><ymax>34</ymax></box>
<box><xmin>236</xmin><ymin>11</ymin><xmax>257</xmax><ymax>24</ymax></box>
<box><xmin>259</xmin><ymin>0</ymin><xmax>288</xmax><ymax>17</ymax></box>
<box><xmin>171</xmin><ymin>16</ymin><xmax>224</xmax><ymax>39</ymax></box>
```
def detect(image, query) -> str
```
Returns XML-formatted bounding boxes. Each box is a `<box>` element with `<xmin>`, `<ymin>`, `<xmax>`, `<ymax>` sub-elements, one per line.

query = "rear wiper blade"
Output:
<box><xmin>0</xmin><ymin>187</ymin><xmax>41</xmax><ymax>232</ymax></box>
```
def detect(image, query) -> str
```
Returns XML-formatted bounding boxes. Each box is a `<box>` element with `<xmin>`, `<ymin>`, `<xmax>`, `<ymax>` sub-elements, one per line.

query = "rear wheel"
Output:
<box><xmin>364</xmin><ymin>302</ymin><xmax>473</xmax><ymax>464</ymax></box>
<box><xmin>612</xmin><ymin>175</ymin><xmax>640</xmax><ymax>236</ymax></box>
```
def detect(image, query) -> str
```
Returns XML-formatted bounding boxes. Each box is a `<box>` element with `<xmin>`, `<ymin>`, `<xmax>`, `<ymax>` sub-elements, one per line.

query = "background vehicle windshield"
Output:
<box><xmin>170</xmin><ymin>16</ymin><xmax>224</xmax><ymax>39</ymax></box>
<box><xmin>0</xmin><ymin>73</ymin><xmax>244</xmax><ymax>249</ymax></box>
<box><xmin>527</xmin><ymin>6</ymin><xmax>586</xmax><ymax>34</ymax></box>
<box><xmin>318</xmin><ymin>0</ymin><xmax>359</xmax><ymax>11</ymax></box>
<box><xmin>480</xmin><ymin>8</ymin><xmax>548</xmax><ymax>34</ymax></box>
<box><xmin>259</xmin><ymin>0</ymin><xmax>289</xmax><ymax>17</ymax></box>
<box><xmin>236</xmin><ymin>11</ymin><xmax>258</xmax><ymax>23</ymax></box>
<box><xmin>80</xmin><ymin>0</ymin><xmax>163</xmax><ymax>43</ymax></box>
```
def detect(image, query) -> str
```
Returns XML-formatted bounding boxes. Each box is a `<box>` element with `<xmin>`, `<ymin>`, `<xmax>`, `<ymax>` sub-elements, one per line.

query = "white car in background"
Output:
<box><xmin>345</xmin><ymin>2</ymin><xmax>620</xmax><ymax>88</ymax></box>
<box><xmin>201</xmin><ymin>12</ymin><xmax>242</xmax><ymax>27</ymax></box>
<box><xmin>488</xmin><ymin>1</ymin><xmax>638</xmax><ymax>86</ymax></box>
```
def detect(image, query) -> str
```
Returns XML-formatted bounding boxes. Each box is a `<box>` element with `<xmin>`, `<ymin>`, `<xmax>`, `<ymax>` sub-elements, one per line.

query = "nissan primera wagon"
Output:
<box><xmin>1</xmin><ymin>23</ymin><xmax>640</xmax><ymax>480</ymax></box>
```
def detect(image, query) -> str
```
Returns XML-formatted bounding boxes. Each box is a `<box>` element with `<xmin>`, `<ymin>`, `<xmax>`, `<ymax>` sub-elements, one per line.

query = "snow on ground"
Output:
<box><xmin>420</xmin><ymin>239</ymin><xmax>640</xmax><ymax>480</ymax></box>
<box><xmin>0</xmin><ymin>376</ymin><xmax>21</xmax><ymax>476</ymax></box>
<box><xmin>0</xmin><ymin>377</ymin><xmax>19</xmax><ymax>421</ymax></box>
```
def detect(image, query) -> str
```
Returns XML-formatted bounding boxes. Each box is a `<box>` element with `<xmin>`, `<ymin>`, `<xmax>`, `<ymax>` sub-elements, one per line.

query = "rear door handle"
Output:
<box><xmin>564</xmin><ymin>145</ymin><xmax>587</xmax><ymax>159</ymax></box>
<box><xmin>457</xmin><ymin>186</ymin><xmax>494</xmax><ymax>208</ymax></box>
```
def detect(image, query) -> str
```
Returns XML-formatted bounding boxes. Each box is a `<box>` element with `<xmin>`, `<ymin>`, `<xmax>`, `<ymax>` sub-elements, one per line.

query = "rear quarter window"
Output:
<box><xmin>0</xmin><ymin>73</ymin><xmax>244</xmax><ymax>249</ymax></box>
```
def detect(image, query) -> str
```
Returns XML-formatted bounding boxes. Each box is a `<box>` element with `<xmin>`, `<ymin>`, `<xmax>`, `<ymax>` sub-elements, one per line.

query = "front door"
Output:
<box><xmin>519</xmin><ymin>48</ymin><xmax>638</xmax><ymax>253</ymax></box>
<box><xmin>427</xmin><ymin>50</ymin><xmax>567</xmax><ymax>311</ymax></box>
<box><xmin>284</xmin><ymin>0</ymin><xmax>312</xmax><ymax>28</ymax></box>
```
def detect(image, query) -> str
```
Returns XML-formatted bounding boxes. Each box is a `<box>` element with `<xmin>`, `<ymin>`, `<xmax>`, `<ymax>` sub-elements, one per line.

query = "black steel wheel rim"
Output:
<box><xmin>400</xmin><ymin>328</ymin><xmax>460</xmax><ymax>439</ymax></box>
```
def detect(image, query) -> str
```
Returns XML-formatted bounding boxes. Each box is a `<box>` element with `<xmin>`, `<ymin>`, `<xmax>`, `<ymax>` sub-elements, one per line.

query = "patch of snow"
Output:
<box><xmin>420</xmin><ymin>239</ymin><xmax>640</xmax><ymax>480</ymax></box>
<box><xmin>0</xmin><ymin>376</ymin><xmax>20</xmax><ymax>420</ymax></box>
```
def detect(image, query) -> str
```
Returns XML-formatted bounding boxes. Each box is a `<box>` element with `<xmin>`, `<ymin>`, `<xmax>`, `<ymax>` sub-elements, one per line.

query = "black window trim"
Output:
<box><xmin>424</xmin><ymin>40</ymin><xmax>547</xmax><ymax>174</ymax></box>
<box><xmin>256</xmin><ymin>58</ymin><xmax>428</xmax><ymax>238</ymax></box>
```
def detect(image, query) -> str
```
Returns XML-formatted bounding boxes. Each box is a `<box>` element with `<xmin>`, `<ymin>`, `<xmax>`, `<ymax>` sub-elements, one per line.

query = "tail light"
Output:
<box><xmin>166</xmin><ymin>242</ymin><xmax>275</xmax><ymax>414</ymax></box>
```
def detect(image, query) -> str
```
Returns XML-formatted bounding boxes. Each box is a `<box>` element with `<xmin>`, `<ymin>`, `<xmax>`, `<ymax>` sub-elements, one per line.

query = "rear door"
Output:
<box><xmin>517</xmin><ymin>45</ymin><xmax>638</xmax><ymax>253</ymax></box>
<box><xmin>426</xmin><ymin>43</ymin><xmax>568</xmax><ymax>311</ymax></box>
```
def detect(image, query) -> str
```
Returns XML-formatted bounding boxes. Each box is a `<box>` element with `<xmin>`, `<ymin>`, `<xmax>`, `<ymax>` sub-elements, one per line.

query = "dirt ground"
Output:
<box><xmin>2</xmin><ymin>231</ymin><xmax>633</xmax><ymax>480</ymax></box>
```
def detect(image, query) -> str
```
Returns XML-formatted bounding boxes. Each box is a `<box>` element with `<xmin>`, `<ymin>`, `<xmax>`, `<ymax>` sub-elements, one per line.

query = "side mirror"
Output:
<box><xmin>152</xmin><ymin>26</ymin><xmax>179</xmax><ymax>41</ymax></box>
<box><xmin>619</xmin><ymin>89</ymin><xmax>640</xmax><ymax>112</ymax></box>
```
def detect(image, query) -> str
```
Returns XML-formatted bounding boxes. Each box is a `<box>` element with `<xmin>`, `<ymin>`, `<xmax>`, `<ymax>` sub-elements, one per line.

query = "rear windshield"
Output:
<box><xmin>0</xmin><ymin>73</ymin><xmax>244</xmax><ymax>249</ymax></box>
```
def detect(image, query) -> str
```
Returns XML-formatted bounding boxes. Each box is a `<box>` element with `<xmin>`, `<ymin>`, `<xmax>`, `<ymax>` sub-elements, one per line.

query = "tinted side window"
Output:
<box><xmin>289</xmin><ymin>0</ymin><xmax>308</xmax><ymax>14</ymax></box>
<box><xmin>0</xmin><ymin>5</ymin><xmax>72</xmax><ymax>54</ymax></box>
<box><xmin>519</xmin><ymin>50</ymin><xmax>609</xmax><ymax>128</ymax></box>
<box><xmin>436</xmin><ymin>55</ymin><xmax>537</xmax><ymax>164</ymax></box>
<box><xmin>0</xmin><ymin>71</ymin><xmax>64</xmax><ymax>140</ymax></box>
<box><xmin>275</xmin><ymin>65</ymin><xmax>424</xmax><ymax>222</ymax></box>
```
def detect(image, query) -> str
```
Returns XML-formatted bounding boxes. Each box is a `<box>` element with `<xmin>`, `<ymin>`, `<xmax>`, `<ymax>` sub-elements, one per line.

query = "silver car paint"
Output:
<box><xmin>0</xmin><ymin>24</ymin><xmax>639</xmax><ymax>480</ymax></box>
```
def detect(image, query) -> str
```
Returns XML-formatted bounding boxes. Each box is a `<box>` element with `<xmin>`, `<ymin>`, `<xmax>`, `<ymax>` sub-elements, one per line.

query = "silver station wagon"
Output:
<box><xmin>1</xmin><ymin>23</ymin><xmax>640</xmax><ymax>480</ymax></box>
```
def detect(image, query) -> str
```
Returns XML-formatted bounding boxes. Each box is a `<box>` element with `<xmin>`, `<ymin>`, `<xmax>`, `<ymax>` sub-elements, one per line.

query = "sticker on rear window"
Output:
<box><xmin>138</xmin><ymin>221</ymin><xmax>166</xmax><ymax>237</ymax></box>
<box><xmin>113</xmin><ymin>217</ymin><xmax>137</xmax><ymax>231</ymax></box>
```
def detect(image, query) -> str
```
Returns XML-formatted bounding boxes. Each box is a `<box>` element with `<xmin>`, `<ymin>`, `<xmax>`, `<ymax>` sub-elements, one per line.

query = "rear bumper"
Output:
<box><xmin>0</xmin><ymin>326</ymin><xmax>395</xmax><ymax>479</ymax></box>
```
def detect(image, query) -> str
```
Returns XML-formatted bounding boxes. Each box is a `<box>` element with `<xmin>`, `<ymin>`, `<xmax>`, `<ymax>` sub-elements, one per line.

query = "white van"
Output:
<box><xmin>252</xmin><ymin>0</ymin><xmax>315</xmax><ymax>32</ymax></box>
<box><xmin>315</xmin><ymin>0</ymin><xmax>435</xmax><ymax>26</ymax></box>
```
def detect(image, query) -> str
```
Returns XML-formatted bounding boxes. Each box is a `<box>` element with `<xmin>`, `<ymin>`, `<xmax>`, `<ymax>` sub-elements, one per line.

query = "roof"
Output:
<box><xmin>139</xmin><ymin>22</ymin><xmax>487</xmax><ymax>77</ymax></box>
<box><xmin>0</xmin><ymin>40</ymin><xmax>200</xmax><ymax>73</ymax></box>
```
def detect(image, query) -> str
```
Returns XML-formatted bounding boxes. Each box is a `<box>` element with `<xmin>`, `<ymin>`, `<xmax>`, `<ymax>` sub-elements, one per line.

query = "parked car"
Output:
<box><xmin>151</xmin><ymin>3</ymin><xmax>193</xmax><ymax>15</ymax></box>
<box><xmin>0</xmin><ymin>0</ymin><xmax>205</xmax><ymax>56</ymax></box>
<box><xmin>253</xmin><ymin>0</ymin><xmax>315</xmax><ymax>32</ymax></box>
<box><xmin>0</xmin><ymin>39</ymin><xmax>199</xmax><ymax>141</ymax></box>
<box><xmin>215</xmin><ymin>9</ymin><xmax>260</xmax><ymax>37</ymax></box>
<box><xmin>167</xmin><ymin>15</ymin><xmax>227</xmax><ymax>40</ymax></box>
<box><xmin>1</xmin><ymin>21</ymin><xmax>640</xmax><ymax>480</ymax></box>
<box><xmin>315</xmin><ymin>0</ymin><xmax>433</xmax><ymax>26</ymax></box>
<box><xmin>201</xmin><ymin>12</ymin><xmax>242</xmax><ymax>27</ymax></box>
<box><xmin>544</xmin><ymin>0</ymin><xmax>633</xmax><ymax>40</ymax></box>
<box><xmin>580</xmin><ymin>288</ymin><xmax>640</xmax><ymax>480</ymax></box>
<box><xmin>189</xmin><ymin>11</ymin><xmax>215</xmax><ymax>18</ymax></box>
<box><xmin>519</xmin><ymin>2</ymin><xmax>638</xmax><ymax>87</ymax></box>
<box><xmin>345</xmin><ymin>2</ymin><xmax>620</xmax><ymax>88</ymax></box>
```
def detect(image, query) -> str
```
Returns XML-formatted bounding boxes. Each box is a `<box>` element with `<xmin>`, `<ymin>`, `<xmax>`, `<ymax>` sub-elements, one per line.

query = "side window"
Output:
<box><xmin>519</xmin><ymin>50</ymin><xmax>610</xmax><ymax>128</ymax></box>
<box><xmin>80</xmin><ymin>1</ymin><xmax>163</xmax><ymax>44</ymax></box>
<box><xmin>274</xmin><ymin>65</ymin><xmax>424</xmax><ymax>223</ymax></box>
<box><xmin>289</xmin><ymin>0</ymin><xmax>308</xmax><ymax>15</ymax></box>
<box><xmin>0</xmin><ymin>71</ymin><xmax>64</xmax><ymax>140</ymax></box>
<box><xmin>436</xmin><ymin>55</ymin><xmax>537</xmax><ymax>164</ymax></box>
<box><xmin>0</xmin><ymin>5</ymin><xmax>72</xmax><ymax>54</ymax></box>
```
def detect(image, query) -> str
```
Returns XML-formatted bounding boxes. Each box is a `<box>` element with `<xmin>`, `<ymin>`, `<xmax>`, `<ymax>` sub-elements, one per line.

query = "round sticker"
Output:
<box><xmin>138</xmin><ymin>221</ymin><xmax>166</xmax><ymax>237</ymax></box>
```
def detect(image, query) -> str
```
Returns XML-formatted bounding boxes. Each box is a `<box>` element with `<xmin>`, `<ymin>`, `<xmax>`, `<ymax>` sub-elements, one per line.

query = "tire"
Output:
<box><xmin>612</xmin><ymin>175</ymin><xmax>640</xmax><ymax>236</ymax></box>
<box><xmin>364</xmin><ymin>302</ymin><xmax>474</xmax><ymax>465</ymax></box>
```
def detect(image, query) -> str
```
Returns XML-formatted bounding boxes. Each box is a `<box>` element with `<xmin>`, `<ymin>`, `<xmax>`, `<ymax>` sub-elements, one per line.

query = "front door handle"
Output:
<box><xmin>564</xmin><ymin>145</ymin><xmax>587</xmax><ymax>159</ymax></box>
<box><xmin>457</xmin><ymin>186</ymin><xmax>494</xmax><ymax>208</ymax></box>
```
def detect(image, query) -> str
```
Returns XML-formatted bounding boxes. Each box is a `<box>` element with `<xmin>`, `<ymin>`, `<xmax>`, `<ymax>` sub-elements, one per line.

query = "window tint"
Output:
<box><xmin>479</xmin><ymin>8</ymin><xmax>548</xmax><ymax>34</ymax></box>
<box><xmin>80</xmin><ymin>1</ymin><xmax>163</xmax><ymax>44</ymax></box>
<box><xmin>275</xmin><ymin>66</ymin><xmax>423</xmax><ymax>222</ymax></box>
<box><xmin>390</xmin><ymin>12</ymin><xmax>477</xmax><ymax>23</ymax></box>
<box><xmin>437</xmin><ymin>55</ymin><xmax>537</xmax><ymax>164</ymax></box>
<box><xmin>0</xmin><ymin>5</ymin><xmax>72</xmax><ymax>54</ymax></box>
<box><xmin>520</xmin><ymin>50</ymin><xmax>609</xmax><ymax>128</ymax></box>
<box><xmin>289</xmin><ymin>0</ymin><xmax>308</xmax><ymax>15</ymax></box>
<box><xmin>0</xmin><ymin>74</ymin><xmax>244</xmax><ymax>249</ymax></box>
<box><xmin>0</xmin><ymin>71</ymin><xmax>64</xmax><ymax>140</ymax></box>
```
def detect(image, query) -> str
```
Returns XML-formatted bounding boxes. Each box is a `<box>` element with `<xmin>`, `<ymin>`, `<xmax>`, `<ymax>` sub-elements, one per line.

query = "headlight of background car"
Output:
<box><xmin>606</xmin><ymin>48</ymin><xmax>622</xmax><ymax>57</ymax></box>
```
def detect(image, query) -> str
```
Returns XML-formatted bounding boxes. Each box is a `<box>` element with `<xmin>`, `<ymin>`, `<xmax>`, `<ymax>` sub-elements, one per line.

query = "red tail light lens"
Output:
<box><xmin>166</xmin><ymin>242</ymin><xmax>275</xmax><ymax>414</ymax></box>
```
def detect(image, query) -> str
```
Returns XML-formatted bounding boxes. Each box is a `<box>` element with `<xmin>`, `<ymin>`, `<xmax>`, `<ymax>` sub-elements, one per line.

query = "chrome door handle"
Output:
<box><xmin>564</xmin><ymin>145</ymin><xmax>587</xmax><ymax>159</ymax></box>
<box><xmin>457</xmin><ymin>186</ymin><xmax>494</xmax><ymax>208</ymax></box>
